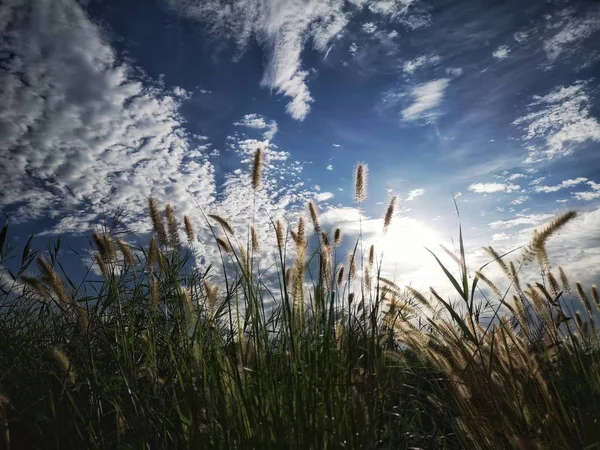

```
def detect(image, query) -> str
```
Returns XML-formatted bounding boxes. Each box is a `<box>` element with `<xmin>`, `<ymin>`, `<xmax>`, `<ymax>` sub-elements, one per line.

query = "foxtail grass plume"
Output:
<box><xmin>251</xmin><ymin>226</ymin><xmax>259</xmax><ymax>252</ymax></box>
<box><xmin>204</xmin><ymin>280</ymin><xmax>219</xmax><ymax>316</ymax></box>
<box><xmin>117</xmin><ymin>239</ymin><xmax>135</xmax><ymax>265</ymax></box>
<box><xmin>151</xmin><ymin>277</ymin><xmax>160</xmax><ymax>305</ymax></box>
<box><xmin>148</xmin><ymin>236</ymin><xmax>159</xmax><ymax>267</ymax></box>
<box><xmin>383</xmin><ymin>196</ymin><xmax>397</xmax><ymax>233</ymax></box>
<box><xmin>297</xmin><ymin>217</ymin><xmax>306</xmax><ymax>246</ymax></box>
<box><xmin>184</xmin><ymin>215</ymin><xmax>195</xmax><ymax>242</ymax></box>
<box><xmin>165</xmin><ymin>204</ymin><xmax>180</xmax><ymax>247</ymax></box>
<box><xmin>149</xmin><ymin>198</ymin><xmax>168</xmax><ymax>245</ymax></box>
<box><xmin>252</xmin><ymin>148</ymin><xmax>262</xmax><ymax>191</ymax></box>
<box><xmin>334</xmin><ymin>227</ymin><xmax>342</xmax><ymax>247</ymax></box>
<box><xmin>321</xmin><ymin>231</ymin><xmax>330</xmax><ymax>249</ymax></box>
<box><xmin>364</xmin><ymin>266</ymin><xmax>371</xmax><ymax>291</ymax></box>
<box><xmin>53</xmin><ymin>348</ymin><xmax>76</xmax><ymax>384</ymax></box>
<box><xmin>348</xmin><ymin>252</ymin><xmax>356</xmax><ymax>280</ymax></box>
<box><xmin>337</xmin><ymin>265</ymin><xmax>345</xmax><ymax>286</ymax></box>
<box><xmin>95</xmin><ymin>253</ymin><xmax>109</xmax><ymax>277</ymax></box>
<box><xmin>368</xmin><ymin>245</ymin><xmax>375</xmax><ymax>267</ymax></box>
<box><xmin>354</xmin><ymin>164</ymin><xmax>367</xmax><ymax>203</ymax></box>
<box><xmin>308</xmin><ymin>201</ymin><xmax>320</xmax><ymax>233</ymax></box>
<box><xmin>275</xmin><ymin>220</ymin><xmax>285</xmax><ymax>250</ymax></box>
<box><xmin>38</xmin><ymin>257</ymin><xmax>71</xmax><ymax>306</ymax></box>
<box><xmin>592</xmin><ymin>285</ymin><xmax>599</xmax><ymax>307</ymax></box>
<box><xmin>216</xmin><ymin>236</ymin><xmax>232</xmax><ymax>254</ymax></box>
<box><xmin>209</xmin><ymin>214</ymin><xmax>235</xmax><ymax>235</ymax></box>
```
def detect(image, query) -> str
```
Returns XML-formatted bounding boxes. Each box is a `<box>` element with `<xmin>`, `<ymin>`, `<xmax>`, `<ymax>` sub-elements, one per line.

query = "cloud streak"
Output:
<box><xmin>165</xmin><ymin>0</ymin><xmax>426</xmax><ymax>120</ymax></box>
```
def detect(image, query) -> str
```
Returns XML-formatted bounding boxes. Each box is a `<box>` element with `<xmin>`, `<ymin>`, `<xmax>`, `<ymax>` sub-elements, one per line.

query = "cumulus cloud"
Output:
<box><xmin>513</xmin><ymin>82</ymin><xmax>600</xmax><ymax>162</ymax></box>
<box><xmin>534</xmin><ymin>177</ymin><xmax>588</xmax><ymax>193</ymax></box>
<box><xmin>362</xmin><ymin>22</ymin><xmax>378</xmax><ymax>34</ymax></box>
<box><xmin>165</xmin><ymin>0</ymin><xmax>426</xmax><ymax>120</ymax></box>
<box><xmin>468</xmin><ymin>183</ymin><xmax>520</xmax><ymax>194</ymax></box>
<box><xmin>400</xmin><ymin>78</ymin><xmax>450</xmax><ymax>121</ymax></box>
<box><xmin>0</xmin><ymin>0</ymin><xmax>214</xmax><ymax>234</ymax></box>
<box><xmin>0</xmin><ymin>0</ymin><xmax>317</xmax><ymax>269</ymax></box>
<box><xmin>573</xmin><ymin>180</ymin><xmax>600</xmax><ymax>201</ymax></box>
<box><xmin>492</xmin><ymin>45</ymin><xmax>510</xmax><ymax>59</ymax></box>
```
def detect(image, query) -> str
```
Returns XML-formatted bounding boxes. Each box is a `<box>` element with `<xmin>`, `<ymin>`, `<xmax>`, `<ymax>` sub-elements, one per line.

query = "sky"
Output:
<box><xmin>1</xmin><ymin>0</ymin><xmax>600</xmax><ymax>295</ymax></box>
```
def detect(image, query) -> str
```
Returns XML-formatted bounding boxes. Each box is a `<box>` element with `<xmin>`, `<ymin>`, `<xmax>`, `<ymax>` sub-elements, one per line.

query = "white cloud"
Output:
<box><xmin>402</xmin><ymin>54</ymin><xmax>440</xmax><ymax>74</ymax></box>
<box><xmin>507</xmin><ymin>173</ymin><xmax>525</xmax><ymax>181</ymax></box>
<box><xmin>0</xmin><ymin>0</ymin><xmax>318</xmax><ymax>267</ymax></box>
<box><xmin>573</xmin><ymin>180</ymin><xmax>600</xmax><ymax>201</ymax></box>
<box><xmin>488</xmin><ymin>213</ymin><xmax>554</xmax><ymax>230</ymax></box>
<box><xmin>315</xmin><ymin>192</ymin><xmax>334</xmax><ymax>202</ymax></box>
<box><xmin>544</xmin><ymin>8</ymin><xmax>600</xmax><ymax>63</ymax></box>
<box><xmin>492</xmin><ymin>233</ymin><xmax>510</xmax><ymax>241</ymax></box>
<box><xmin>492</xmin><ymin>45</ymin><xmax>510</xmax><ymax>60</ymax></box>
<box><xmin>0</xmin><ymin>0</ymin><xmax>213</xmax><ymax>233</ymax></box>
<box><xmin>534</xmin><ymin>177</ymin><xmax>588</xmax><ymax>193</ymax></box>
<box><xmin>362</xmin><ymin>22</ymin><xmax>378</xmax><ymax>34</ymax></box>
<box><xmin>510</xmin><ymin>195</ymin><xmax>530</xmax><ymax>205</ymax></box>
<box><xmin>406</xmin><ymin>188</ymin><xmax>425</xmax><ymax>201</ymax></box>
<box><xmin>234</xmin><ymin>113</ymin><xmax>278</xmax><ymax>140</ymax></box>
<box><xmin>401</xmin><ymin>78</ymin><xmax>450</xmax><ymax>121</ymax></box>
<box><xmin>468</xmin><ymin>183</ymin><xmax>521</xmax><ymax>194</ymax></box>
<box><xmin>514</xmin><ymin>82</ymin><xmax>600</xmax><ymax>162</ymax></box>
<box><xmin>166</xmin><ymin>0</ymin><xmax>426</xmax><ymax>121</ymax></box>
<box><xmin>513</xmin><ymin>31</ymin><xmax>529</xmax><ymax>43</ymax></box>
<box><xmin>349</xmin><ymin>42</ymin><xmax>358</xmax><ymax>54</ymax></box>
<box><xmin>332</xmin><ymin>143</ymin><xmax>341</xmax><ymax>147</ymax></box>
<box><xmin>326</xmin><ymin>164</ymin><xmax>333</xmax><ymax>171</ymax></box>
<box><xmin>445</xmin><ymin>67</ymin><xmax>463</xmax><ymax>76</ymax></box>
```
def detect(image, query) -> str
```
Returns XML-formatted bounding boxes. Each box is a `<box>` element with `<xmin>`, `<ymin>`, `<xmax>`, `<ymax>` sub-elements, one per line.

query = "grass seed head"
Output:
<box><xmin>275</xmin><ymin>220</ymin><xmax>285</xmax><ymax>250</ymax></box>
<box><xmin>383</xmin><ymin>195</ymin><xmax>397</xmax><ymax>233</ymax></box>
<box><xmin>251</xmin><ymin>226</ymin><xmax>259</xmax><ymax>252</ymax></box>
<box><xmin>308</xmin><ymin>201</ymin><xmax>320</xmax><ymax>233</ymax></box>
<box><xmin>216</xmin><ymin>236</ymin><xmax>232</xmax><ymax>254</ymax></box>
<box><xmin>184</xmin><ymin>215</ymin><xmax>195</xmax><ymax>242</ymax></box>
<box><xmin>337</xmin><ymin>265</ymin><xmax>345</xmax><ymax>286</ymax></box>
<box><xmin>252</xmin><ymin>148</ymin><xmax>263</xmax><ymax>191</ymax></box>
<box><xmin>149</xmin><ymin>198</ymin><xmax>168</xmax><ymax>245</ymax></box>
<box><xmin>334</xmin><ymin>227</ymin><xmax>342</xmax><ymax>247</ymax></box>
<box><xmin>117</xmin><ymin>239</ymin><xmax>135</xmax><ymax>266</ymax></box>
<box><xmin>354</xmin><ymin>164</ymin><xmax>367</xmax><ymax>202</ymax></box>
<box><xmin>165</xmin><ymin>204</ymin><xmax>180</xmax><ymax>247</ymax></box>
<box><xmin>209</xmin><ymin>214</ymin><xmax>235</xmax><ymax>235</ymax></box>
<box><xmin>348</xmin><ymin>252</ymin><xmax>356</xmax><ymax>280</ymax></box>
<box><xmin>369</xmin><ymin>245</ymin><xmax>375</xmax><ymax>267</ymax></box>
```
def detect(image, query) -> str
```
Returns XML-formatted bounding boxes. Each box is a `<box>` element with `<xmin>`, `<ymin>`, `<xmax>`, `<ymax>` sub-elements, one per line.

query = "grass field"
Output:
<box><xmin>1</xmin><ymin>150</ymin><xmax>599</xmax><ymax>449</ymax></box>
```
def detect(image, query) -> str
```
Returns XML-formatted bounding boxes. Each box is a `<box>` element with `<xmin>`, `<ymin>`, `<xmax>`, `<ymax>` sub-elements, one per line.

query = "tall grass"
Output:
<box><xmin>1</xmin><ymin>152</ymin><xmax>599</xmax><ymax>449</ymax></box>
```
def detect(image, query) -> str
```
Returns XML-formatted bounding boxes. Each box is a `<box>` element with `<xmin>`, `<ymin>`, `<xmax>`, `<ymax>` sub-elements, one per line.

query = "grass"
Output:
<box><xmin>1</xmin><ymin>151</ymin><xmax>599</xmax><ymax>449</ymax></box>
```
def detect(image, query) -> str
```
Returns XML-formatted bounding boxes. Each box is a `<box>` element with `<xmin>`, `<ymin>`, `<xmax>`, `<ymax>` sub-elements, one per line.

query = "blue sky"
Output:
<box><xmin>2</xmin><ymin>0</ymin><xmax>600</xmax><ymax>291</ymax></box>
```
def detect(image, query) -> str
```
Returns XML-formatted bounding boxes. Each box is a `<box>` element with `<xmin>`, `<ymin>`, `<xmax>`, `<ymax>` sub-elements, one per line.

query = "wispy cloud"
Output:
<box><xmin>544</xmin><ymin>7</ymin><xmax>600</xmax><ymax>63</ymax></box>
<box><xmin>400</xmin><ymin>78</ymin><xmax>450</xmax><ymax>122</ymax></box>
<box><xmin>403</xmin><ymin>54</ymin><xmax>440</xmax><ymax>74</ymax></box>
<box><xmin>513</xmin><ymin>82</ymin><xmax>600</xmax><ymax>162</ymax></box>
<box><xmin>534</xmin><ymin>177</ymin><xmax>588</xmax><ymax>193</ymax></box>
<box><xmin>468</xmin><ymin>183</ymin><xmax>520</xmax><ymax>194</ymax></box>
<box><xmin>488</xmin><ymin>213</ymin><xmax>554</xmax><ymax>230</ymax></box>
<box><xmin>573</xmin><ymin>181</ymin><xmax>600</xmax><ymax>201</ymax></box>
<box><xmin>406</xmin><ymin>188</ymin><xmax>425</xmax><ymax>201</ymax></box>
<box><xmin>166</xmin><ymin>0</ymin><xmax>426</xmax><ymax>120</ymax></box>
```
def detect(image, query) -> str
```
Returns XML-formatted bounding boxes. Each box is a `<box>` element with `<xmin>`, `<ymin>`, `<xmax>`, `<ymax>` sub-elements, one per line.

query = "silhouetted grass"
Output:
<box><xmin>1</xmin><ymin>151</ymin><xmax>599</xmax><ymax>449</ymax></box>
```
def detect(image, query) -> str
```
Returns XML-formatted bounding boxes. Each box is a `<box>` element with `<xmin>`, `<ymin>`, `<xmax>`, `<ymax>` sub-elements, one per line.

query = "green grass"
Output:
<box><xmin>1</xmin><ymin>157</ymin><xmax>600</xmax><ymax>449</ymax></box>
